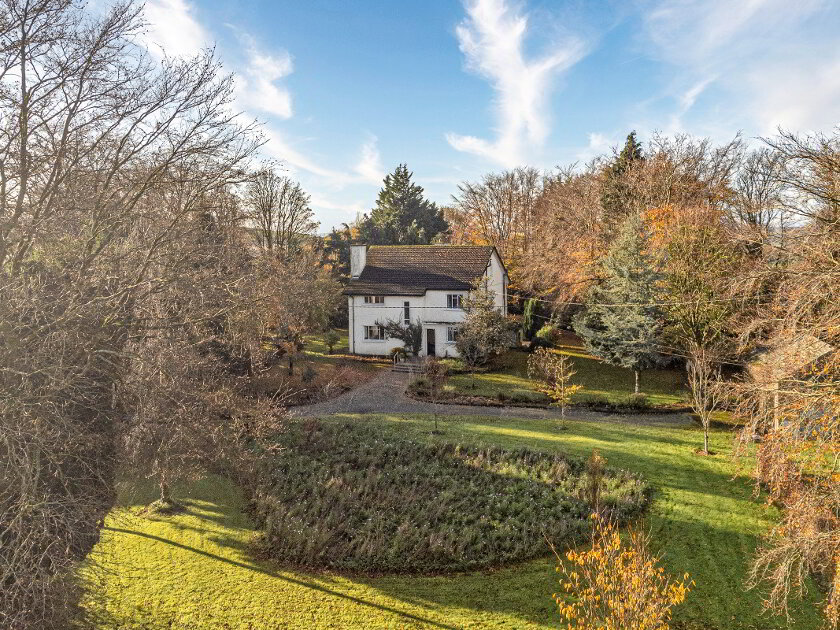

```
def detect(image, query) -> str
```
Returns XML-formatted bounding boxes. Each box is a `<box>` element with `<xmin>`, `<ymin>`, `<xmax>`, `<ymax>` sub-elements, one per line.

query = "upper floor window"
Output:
<box><xmin>403</xmin><ymin>301</ymin><xmax>410</xmax><ymax>325</ymax></box>
<box><xmin>364</xmin><ymin>325</ymin><xmax>385</xmax><ymax>340</ymax></box>
<box><xmin>364</xmin><ymin>295</ymin><xmax>384</xmax><ymax>304</ymax></box>
<box><xmin>447</xmin><ymin>294</ymin><xmax>463</xmax><ymax>309</ymax></box>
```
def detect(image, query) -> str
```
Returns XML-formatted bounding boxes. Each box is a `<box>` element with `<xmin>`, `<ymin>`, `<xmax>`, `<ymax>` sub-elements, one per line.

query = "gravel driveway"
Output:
<box><xmin>291</xmin><ymin>368</ymin><xmax>694</xmax><ymax>425</ymax></box>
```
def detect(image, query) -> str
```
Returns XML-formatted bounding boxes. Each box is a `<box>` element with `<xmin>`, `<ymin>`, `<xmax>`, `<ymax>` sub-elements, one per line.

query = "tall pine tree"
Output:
<box><xmin>573</xmin><ymin>212</ymin><xmax>663</xmax><ymax>393</ymax></box>
<box><xmin>358</xmin><ymin>164</ymin><xmax>449</xmax><ymax>244</ymax></box>
<box><xmin>600</xmin><ymin>132</ymin><xmax>644</xmax><ymax>234</ymax></box>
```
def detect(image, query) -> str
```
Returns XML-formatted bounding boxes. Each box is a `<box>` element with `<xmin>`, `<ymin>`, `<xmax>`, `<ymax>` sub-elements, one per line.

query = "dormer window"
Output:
<box><xmin>447</xmin><ymin>294</ymin><xmax>463</xmax><ymax>309</ymax></box>
<box><xmin>363</xmin><ymin>295</ymin><xmax>384</xmax><ymax>304</ymax></box>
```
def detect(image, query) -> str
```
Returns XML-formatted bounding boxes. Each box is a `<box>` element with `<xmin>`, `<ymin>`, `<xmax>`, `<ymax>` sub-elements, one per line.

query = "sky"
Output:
<box><xmin>138</xmin><ymin>0</ymin><xmax>840</xmax><ymax>231</ymax></box>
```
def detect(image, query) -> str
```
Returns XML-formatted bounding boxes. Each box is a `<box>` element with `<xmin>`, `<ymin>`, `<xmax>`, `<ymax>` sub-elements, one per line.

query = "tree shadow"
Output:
<box><xmin>103</xmin><ymin>526</ymin><xmax>462</xmax><ymax>630</ymax></box>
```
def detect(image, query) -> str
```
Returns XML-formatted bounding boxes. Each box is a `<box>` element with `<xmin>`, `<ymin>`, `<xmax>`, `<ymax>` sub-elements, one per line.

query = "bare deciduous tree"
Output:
<box><xmin>450</xmin><ymin>166</ymin><xmax>542</xmax><ymax>278</ymax></box>
<box><xmin>245</xmin><ymin>166</ymin><xmax>318</xmax><ymax>258</ymax></box>
<box><xmin>686</xmin><ymin>345</ymin><xmax>725</xmax><ymax>454</ymax></box>
<box><xmin>0</xmin><ymin>1</ymin><xmax>263</xmax><ymax>626</ymax></box>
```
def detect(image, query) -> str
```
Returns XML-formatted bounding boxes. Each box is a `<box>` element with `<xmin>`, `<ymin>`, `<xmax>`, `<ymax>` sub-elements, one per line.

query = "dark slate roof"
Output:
<box><xmin>344</xmin><ymin>245</ymin><xmax>497</xmax><ymax>296</ymax></box>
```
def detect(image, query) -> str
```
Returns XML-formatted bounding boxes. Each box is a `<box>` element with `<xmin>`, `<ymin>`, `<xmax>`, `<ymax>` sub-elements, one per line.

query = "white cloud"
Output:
<box><xmin>575</xmin><ymin>132</ymin><xmax>614</xmax><ymax>162</ymax></box>
<box><xmin>447</xmin><ymin>0</ymin><xmax>586</xmax><ymax>167</ymax></box>
<box><xmin>263</xmin><ymin>128</ymin><xmax>350</xmax><ymax>183</ymax></box>
<box><xmin>354</xmin><ymin>136</ymin><xmax>384</xmax><ymax>184</ymax></box>
<box><xmin>642</xmin><ymin>0</ymin><xmax>840</xmax><ymax>134</ymax></box>
<box><xmin>234</xmin><ymin>35</ymin><xmax>294</xmax><ymax>119</ymax></box>
<box><xmin>142</xmin><ymin>0</ymin><xmax>207</xmax><ymax>58</ymax></box>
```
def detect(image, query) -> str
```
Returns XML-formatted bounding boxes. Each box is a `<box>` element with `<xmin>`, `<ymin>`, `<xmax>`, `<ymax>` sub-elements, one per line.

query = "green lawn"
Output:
<box><xmin>304</xmin><ymin>328</ymin><xmax>350</xmax><ymax>360</ymax></box>
<box><xmin>449</xmin><ymin>333</ymin><xmax>688</xmax><ymax>408</ymax></box>
<box><xmin>80</xmin><ymin>414</ymin><xmax>822</xmax><ymax>629</ymax></box>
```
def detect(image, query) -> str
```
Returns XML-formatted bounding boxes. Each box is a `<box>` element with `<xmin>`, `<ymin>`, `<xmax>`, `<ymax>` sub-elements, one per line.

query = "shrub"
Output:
<box><xmin>246</xmin><ymin>421</ymin><xmax>649</xmax><ymax>574</ymax></box>
<box><xmin>575</xmin><ymin>393</ymin><xmax>610</xmax><ymax>408</ymax></box>
<box><xmin>531</xmin><ymin>324</ymin><xmax>561</xmax><ymax>349</ymax></box>
<box><xmin>456</xmin><ymin>283</ymin><xmax>512</xmax><ymax>368</ymax></box>
<box><xmin>555</xmin><ymin>514</ymin><xmax>693</xmax><ymax>629</ymax></box>
<box><xmin>389</xmin><ymin>346</ymin><xmax>407</xmax><ymax>361</ymax></box>
<box><xmin>301</xmin><ymin>365</ymin><xmax>317</xmax><ymax>384</ymax></box>
<box><xmin>625</xmin><ymin>393</ymin><xmax>651</xmax><ymax>410</ymax></box>
<box><xmin>324</xmin><ymin>330</ymin><xmax>341</xmax><ymax>354</ymax></box>
<box><xmin>437</xmin><ymin>358</ymin><xmax>465</xmax><ymax>373</ymax></box>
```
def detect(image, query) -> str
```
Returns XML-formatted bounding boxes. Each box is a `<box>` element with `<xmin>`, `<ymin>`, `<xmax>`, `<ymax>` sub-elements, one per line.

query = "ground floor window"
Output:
<box><xmin>364</xmin><ymin>325</ymin><xmax>386</xmax><ymax>340</ymax></box>
<box><xmin>447</xmin><ymin>326</ymin><xmax>459</xmax><ymax>343</ymax></box>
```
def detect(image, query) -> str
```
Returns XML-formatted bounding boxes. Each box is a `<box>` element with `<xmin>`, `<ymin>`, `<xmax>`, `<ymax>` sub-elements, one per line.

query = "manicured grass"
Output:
<box><xmin>449</xmin><ymin>332</ymin><xmax>688</xmax><ymax>408</ymax></box>
<box><xmin>81</xmin><ymin>414</ymin><xmax>822</xmax><ymax>629</ymax></box>
<box><xmin>247</xmin><ymin>420</ymin><xmax>647</xmax><ymax>573</ymax></box>
<box><xmin>303</xmin><ymin>328</ymin><xmax>350</xmax><ymax>360</ymax></box>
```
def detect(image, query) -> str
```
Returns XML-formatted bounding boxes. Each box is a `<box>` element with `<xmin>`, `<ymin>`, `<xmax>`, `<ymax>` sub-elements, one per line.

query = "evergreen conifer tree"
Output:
<box><xmin>600</xmin><ymin>132</ymin><xmax>644</xmax><ymax>233</ymax></box>
<box><xmin>573</xmin><ymin>212</ymin><xmax>663</xmax><ymax>393</ymax></box>
<box><xmin>358</xmin><ymin>164</ymin><xmax>448</xmax><ymax>244</ymax></box>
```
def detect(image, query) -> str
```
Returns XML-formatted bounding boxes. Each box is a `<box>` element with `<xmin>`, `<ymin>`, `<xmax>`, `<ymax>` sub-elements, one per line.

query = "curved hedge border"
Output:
<box><xmin>246</xmin><ymin>421</ymin><xmax>648</xmax><ymax>574</ymax></box>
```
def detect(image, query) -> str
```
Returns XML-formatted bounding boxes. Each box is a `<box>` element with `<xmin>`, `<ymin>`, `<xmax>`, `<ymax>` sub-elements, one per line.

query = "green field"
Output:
<box><xmin>80</xmin><ymin>413</ymin><xmax>821</xmax><ymax>629</ymax></box>
<box><xmin>448</xmin><ymin>333</ymin><xmax>689</xmax><ymax>408</ymax></box>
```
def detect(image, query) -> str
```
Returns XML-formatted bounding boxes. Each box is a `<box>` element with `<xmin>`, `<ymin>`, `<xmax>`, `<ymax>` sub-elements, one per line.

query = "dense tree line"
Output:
<box><xmin>0</xmin><ymin>1</ymin><xmax>336</xmax><ymax>627</ymax></box>
<box><xmin>444</xmin><ymin>129</ymin><xmax>839</xmax><ymax>627</ymax></box>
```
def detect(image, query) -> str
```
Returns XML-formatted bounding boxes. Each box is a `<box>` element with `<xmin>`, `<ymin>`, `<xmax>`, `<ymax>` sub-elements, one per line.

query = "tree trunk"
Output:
<box><xmin>634</xmin><ymin>369</ymin><xmax>640</xmax><ymax>394</ymax></box>
<box><xmin>288</xmin><ymin>355</ymin><xmax>294</xmax><ymax>376</ymax></box>
<box><xmin>159</xmin><ymin>473</ymin><xmax>171</xmax><ymax>504</ymax></box>
<box><xmin>703</xmin><ymin>428</ymin><xmax>709</xmax><ymax>455</ymax></box>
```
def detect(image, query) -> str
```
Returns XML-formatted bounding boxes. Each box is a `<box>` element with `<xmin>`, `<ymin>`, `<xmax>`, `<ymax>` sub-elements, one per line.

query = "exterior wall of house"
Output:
<box><xmin>483</xmin><ymin>250</ymin><xmax>507</xmax><ymax>314</ymax></box>
<box><xmin>348</xmin><ymin>250</ymin><xmax>508</xmax><ymax>358</ymax></box>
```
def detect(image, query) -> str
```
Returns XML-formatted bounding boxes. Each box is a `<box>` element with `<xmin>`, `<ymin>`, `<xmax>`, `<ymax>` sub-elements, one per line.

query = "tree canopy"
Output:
<box><xmin>573</xmin><ymin>212</ymin><xmax>663</xmax><ymax>392</ymax></box>
<box><xmin>600</xmin><ymin>131</ymin><xmax>645</xmax><ymax>233</ymax></box>
<box><xmin>357</xmin><ymin>164</ymin><xmax>448</xmax><ymax>244</ymax></box>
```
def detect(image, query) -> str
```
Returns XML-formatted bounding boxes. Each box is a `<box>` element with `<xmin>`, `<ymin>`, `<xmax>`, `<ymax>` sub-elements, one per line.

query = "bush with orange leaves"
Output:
<box><xmin>554</xmin><ymin>514</ymin><xmax>693</xmax><ymax>630</ymax></box>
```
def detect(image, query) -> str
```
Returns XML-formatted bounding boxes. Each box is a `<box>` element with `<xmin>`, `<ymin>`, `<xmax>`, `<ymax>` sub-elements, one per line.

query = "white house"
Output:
<box><xmin>344</xmin><ymin>244</ymin><xmax>508</xmax><ymax>357</ymax></box>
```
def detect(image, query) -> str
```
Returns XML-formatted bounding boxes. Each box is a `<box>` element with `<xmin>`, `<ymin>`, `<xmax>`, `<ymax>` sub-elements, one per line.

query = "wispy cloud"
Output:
<box><xmin>233</xmin><ymin>33</ymin><xmax>294</xmax><ymax>119</ymax></box>
<box><xmin>353</xmin><ymin>136</ymin><xmax>384</xmax><ymax>184</ymax></box>
<box><xmin>574</xmin><ymin>132</ymin><xmax>614</xmax><ymax>162</ymax></box>
<box><xmin>142</xmin><ymin>0</ymin><xmax>207</xmax><ymax>58</ymax></box>
<box><xmin>446</xmin><ymin>0</ymin><xmax>586</xmax><ymax>167</ymax></box>
<box><xmin>642</xmin><ymin>0</ymin><xmax>840</xmax><ymax>134</ymax></box>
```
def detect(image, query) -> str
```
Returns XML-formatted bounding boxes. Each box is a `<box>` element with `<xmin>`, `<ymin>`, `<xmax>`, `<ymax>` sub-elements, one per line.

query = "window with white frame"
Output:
<box><xmin>446</xmin><ymin>294</ymin><xmax>463</xmax><ymax>309</ymax></box>
<box><xmin>364</xmin><ymin>325</ymin><xmax>385</xmax><ymax>340</ymax></box>
<box><xmin>403</xmin><ymin>301</ymin><xmax>410</xmax><ymax>325</ymax></box>
<box><xmin>446</xmin><ymin>326</ymin><xmax>459</xmax><ymax>343</ymax></box>
<box><xmin>363</xmin><ymin>295</ymin><xmax>384</xmax><ymax>304</ymax></box>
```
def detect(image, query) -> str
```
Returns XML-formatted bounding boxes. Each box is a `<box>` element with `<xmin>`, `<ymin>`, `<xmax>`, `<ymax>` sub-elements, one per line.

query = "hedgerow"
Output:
<box><xmin>245</xmin><ymin>421</ymin><xmax>648</xmax><ymax>574</ymax></box>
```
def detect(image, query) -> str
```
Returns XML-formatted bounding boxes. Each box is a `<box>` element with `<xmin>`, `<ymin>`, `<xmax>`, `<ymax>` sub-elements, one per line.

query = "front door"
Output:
<box><xmin>426</xmin><ymin>328</ymin><xmax>436</xmax><ymax>357</ymax></box>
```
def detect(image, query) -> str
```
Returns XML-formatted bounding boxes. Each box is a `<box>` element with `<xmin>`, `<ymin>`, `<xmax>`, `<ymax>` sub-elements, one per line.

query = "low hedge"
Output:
<box><xmin>245</xmin><ymin>421</ymin><xmax>649</xmax><ymax>574</ymax></box>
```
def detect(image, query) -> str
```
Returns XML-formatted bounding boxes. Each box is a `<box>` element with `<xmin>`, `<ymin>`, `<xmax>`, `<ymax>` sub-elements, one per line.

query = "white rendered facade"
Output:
<box><xmin>347</xmin><ymin>247</ymin><xmax>507</xmax><ymax>357</ymax></box>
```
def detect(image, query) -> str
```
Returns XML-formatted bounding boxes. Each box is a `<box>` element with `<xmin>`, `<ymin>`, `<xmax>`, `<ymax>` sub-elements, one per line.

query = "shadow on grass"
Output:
<box><xmin>103</xmin><ymin>526</ymin><xmax>461</xmax><ymax>630</ymax></box>
<box><xmin>335</xmin><ymin>413</ymin><xmax>822</xmax><ymax>630</ymax></box>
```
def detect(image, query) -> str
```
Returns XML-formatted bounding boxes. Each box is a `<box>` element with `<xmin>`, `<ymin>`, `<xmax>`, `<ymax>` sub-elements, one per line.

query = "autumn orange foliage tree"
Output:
<box><xmin>555</xmin><ymin>514</ymin><xmax>693</xmax><ymax>630</ymax></box>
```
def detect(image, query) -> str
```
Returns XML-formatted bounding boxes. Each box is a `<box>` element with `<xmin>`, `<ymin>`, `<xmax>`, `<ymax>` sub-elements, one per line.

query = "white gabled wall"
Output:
<box><xmin>349</xmin><ymin>248</ymin><xmax>508</xmax><ymax>357</ymax></box>
<box><xmin>483</xmin><ymin>249</ymin><xmax>508</xmax><ymax>315</ymax></box>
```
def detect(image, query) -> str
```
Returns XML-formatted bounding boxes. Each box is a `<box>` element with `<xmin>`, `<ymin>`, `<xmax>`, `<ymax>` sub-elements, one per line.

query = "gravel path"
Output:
<box><xmin>291</xmin><ymin>368</ymin><xmax>694</xmax><ymax>426</ymax></box>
